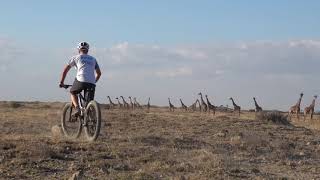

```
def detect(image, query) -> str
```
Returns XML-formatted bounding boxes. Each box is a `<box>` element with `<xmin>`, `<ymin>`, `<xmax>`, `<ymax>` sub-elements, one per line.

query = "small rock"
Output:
<box><xmin>51</xmin><ymin>125</ymin><xmax>62</xmax><ymax>138</ymax></box>
<box><xmin>215</xmin><ymin>132</ymin><xmax>226</xmax><ymax>137</ymax></box>
<box><xmin>307</xmin><ymin>142</ymin><xmax>311</xmax><ymax>145</ymax></box>
<box><xmin>251</xmin><ymin>168</ymin><xmax>260</xmax><ymax>174</ymax></box>
<box><xmin>231</xmin><ymin>135</ymin><xmax>242</xmax><ymax>142</ymax></box>
<box><xmin>69</xmin><ymin>171</ymin><xmax>83</xmax><ymax>180</ymax></box>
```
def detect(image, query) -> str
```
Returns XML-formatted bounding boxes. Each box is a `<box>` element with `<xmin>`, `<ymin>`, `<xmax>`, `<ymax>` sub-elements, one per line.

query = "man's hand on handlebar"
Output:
<box><xmin>59</xmin><ymin>82</ymin><xmax>65</xmax><ymax>88</ymax></box>
<box><xmin>59</xmin><ymin>82</ymin><xmax>72</xmax><ymax>89</ymax></box>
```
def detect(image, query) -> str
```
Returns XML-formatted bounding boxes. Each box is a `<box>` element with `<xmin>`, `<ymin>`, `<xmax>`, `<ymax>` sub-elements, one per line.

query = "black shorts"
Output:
<box><xmin>70</xmin><ymin>79</ymin><xmax>96</xmax><ymax>96</ymax></box>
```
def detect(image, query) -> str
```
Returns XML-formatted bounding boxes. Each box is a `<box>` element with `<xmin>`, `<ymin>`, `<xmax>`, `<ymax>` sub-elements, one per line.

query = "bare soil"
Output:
<box><xmin>0</xmin><ymin>101</ymin><xmax>320</xmax><ymax>179</ymax></box>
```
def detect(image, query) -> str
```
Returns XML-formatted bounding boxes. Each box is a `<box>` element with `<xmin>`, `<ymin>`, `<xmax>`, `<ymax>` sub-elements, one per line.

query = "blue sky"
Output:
<box><xmin>1</xmin><ymin>1</ymin><xmax>320</xmax><ymax>110</ymax></box>
<box><xmin>1</xmin><ymin>1</ymin><xmax>320</xmax><ymax>45</ymax></box>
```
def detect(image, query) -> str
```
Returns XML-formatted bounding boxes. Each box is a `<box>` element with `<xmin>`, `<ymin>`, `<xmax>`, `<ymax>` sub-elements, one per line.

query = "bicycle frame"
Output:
<box><xmin>77</xmin><ymin>89</ymin><xmax>94</xmax><ymax>116</ymax></box>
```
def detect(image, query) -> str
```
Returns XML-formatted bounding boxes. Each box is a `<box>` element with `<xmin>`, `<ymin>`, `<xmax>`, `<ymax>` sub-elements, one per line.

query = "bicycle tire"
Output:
<box><xmin>84</xmin><ymin>100</ymin><xmax>101</xmax><ymax>141</ymax></box>
<box><xmin>61</xmin><ymin>103</ymin><xmax>82</xmax><ymax>139</ymax></box>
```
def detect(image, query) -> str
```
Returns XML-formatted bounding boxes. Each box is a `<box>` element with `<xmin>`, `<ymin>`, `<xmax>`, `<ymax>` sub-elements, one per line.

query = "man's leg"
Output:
<box><xmin>70</xmin><ymin>93</ymin><xmax>80</xmax><ymax>116</ymax></box>
<box><xmin>70</xmin><ymin>79</ymin><xmax>82</xmax><ymax>116</ymax></box>
<box><xmin>71</xmin><ymin>93</ymin><xmax>79</xmax><ymax>108</ymax></box>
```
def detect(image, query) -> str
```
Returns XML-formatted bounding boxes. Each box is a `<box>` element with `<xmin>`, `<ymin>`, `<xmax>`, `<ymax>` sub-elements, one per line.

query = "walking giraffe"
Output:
<box><xmin>147</xmin><ymin>97</ymin><xmax>151</xmax><ymax>112</ymax></box>
<box><xmin>120</xmin><ymin>96</ymin><xmax>130</xmax><ymax>109</ymax></box>
<box><xmin>168</xmin><ymin>98</ymin><xmax>175</xmax><ymax>112</ymax></box>
<box><xmin>128</xmin><ymin>96</ymin><xmax>134</xmax><ymax>110</ymax></box>
<box><xmin>107</xmin><ymin>96</ymin><xmax>116</xmax><ymax>109</ymax></box>
<box><xmin>229</xmin><ymin>97</ymin><xmax>241</xmax><ymax>116</ymax></box>
<box><xmin>189</xmin><ymin>99</ymin><xmax>200</xmax><ymax>112</ymax></box>
<box><xmin>179</xmin><ymin>99</ymin><xmax>188</xmax><ymax>112</ymax></box>
<box><xmin>289</xmin><ymin>93</ymin><xmax>304</xmax><ymax>120</ymax></box>
<box><xmin>205</xmin><ymin>95</ymin><xmax>216</xmax><ymax>115</ymax></box>
<box><xmin>115</xmin><ymin>97</ymin><xmax>123</xmax><ymax>109</ymax></box>
<box><xmin>198</xmin><ymin>92</ymin><xmax>208</xmax><ymax>112</ymax></box>
<box><xmin>304</xmin><ymin>95</ymin><xmax>317</xmax><ymax>120</ymax></box>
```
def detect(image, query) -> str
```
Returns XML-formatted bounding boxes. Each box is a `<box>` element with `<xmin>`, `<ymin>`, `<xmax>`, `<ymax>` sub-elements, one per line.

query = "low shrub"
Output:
<box><xmin>257</xmin><ymin>111</ymin><xmax>291</xmax><ymax>126</ymax></box>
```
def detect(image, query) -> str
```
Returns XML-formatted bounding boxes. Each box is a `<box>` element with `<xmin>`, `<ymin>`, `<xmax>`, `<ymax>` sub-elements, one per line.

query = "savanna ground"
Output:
<box><xmin>0</xmin><ymin>101</ymin><xmax>320</xmax><ymax>179</ymax></box>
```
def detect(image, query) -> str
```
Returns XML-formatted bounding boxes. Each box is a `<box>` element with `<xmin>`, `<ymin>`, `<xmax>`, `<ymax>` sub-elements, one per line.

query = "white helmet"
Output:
<box><xmin>77</xmin><ymin>42</ymin><xmax>89</xmax><ymax>50</ymax></box>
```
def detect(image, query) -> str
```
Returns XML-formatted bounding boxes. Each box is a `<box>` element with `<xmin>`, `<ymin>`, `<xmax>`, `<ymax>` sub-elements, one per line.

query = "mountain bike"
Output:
<box><xmin>60</xmin><ymin>84</ymin><xmax>101</xmax><ymax>141</ymax></box>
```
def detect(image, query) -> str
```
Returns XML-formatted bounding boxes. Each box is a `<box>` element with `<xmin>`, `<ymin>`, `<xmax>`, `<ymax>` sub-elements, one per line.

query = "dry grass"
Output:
<box><xmin>0</xmin><ymin>102</ymin><xmax>320</xmax><ymax>179</ymax></box>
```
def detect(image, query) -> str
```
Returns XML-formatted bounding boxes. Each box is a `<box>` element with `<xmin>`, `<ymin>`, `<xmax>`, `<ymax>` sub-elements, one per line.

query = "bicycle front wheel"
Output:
<box><xmin>84</xmin><ymin>101</ymin><xmax>101</xmax><ymax>141</ymax></box>
<box><xmin>61</xmin><ymin>103</ymin><xmax>82</xmax><ymax>139</ymax></box>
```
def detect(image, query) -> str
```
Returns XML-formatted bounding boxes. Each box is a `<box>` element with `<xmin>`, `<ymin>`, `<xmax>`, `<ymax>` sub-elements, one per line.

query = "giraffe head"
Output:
<box><xmin>253</xmin><ymin>97</ymin><xmax>256</xmax><ymax>100</ymax></box>
<box><xmin>314</xmin><ymin>95</ymin><xmax>318</xmax><ymax>99</ymax></box>
<box><xmin>116</xmin><ymin>97</ymin><xmax>119</xmax><ymax>100</ymax></box>
<box><xmin>229</xmin><ymin>97</ymin><xmax>233</xmax><ymax>100</ymax></box>
<box><xmin>128</xmin><ymin>96</ymin><xmax>131</xmax><ymax>99</ymax></box>
<box><xmin>205</xmin><ymin>95</ymin><xmax>208</xmax><ymax>98</ymax></box>
<box><xmin>300</xmin><ymin>93</ymin><xmax>304</xmax><ymax>97</ymax></box>
<box><xmin>198</xmin><ymin>92</ymin><xmax>202</xmax><ymax>96</ymax></box>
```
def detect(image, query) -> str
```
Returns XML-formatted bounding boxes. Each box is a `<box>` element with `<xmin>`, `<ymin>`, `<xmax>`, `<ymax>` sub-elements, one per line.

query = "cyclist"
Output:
<box><xmin>59</xmin><ymin>42</ymin><xmax>102</xmax><ymax>117</ymax></box>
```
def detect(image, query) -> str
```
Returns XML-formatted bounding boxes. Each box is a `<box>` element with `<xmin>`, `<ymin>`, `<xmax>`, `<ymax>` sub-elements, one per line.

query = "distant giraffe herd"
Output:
<box><xmin>106</xmin><ymin>92</ymin><xmax>318</xmax><ymax>121</ymax></box>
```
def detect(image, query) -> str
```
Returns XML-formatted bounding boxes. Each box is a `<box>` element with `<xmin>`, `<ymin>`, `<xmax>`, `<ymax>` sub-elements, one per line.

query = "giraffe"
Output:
<box><xmin>168</xmin><ymin>98</ymin><xmax>175</xmax><ymax>112</ymax></box>
<box><xmin>289</xmin><ymin>93</ymin><xmax>304</xmax><ymax>120</ymax></box>
<box><xmin>304</xmin><ymin>95</ymin><xmax>317</xmax><ymax>120</ymax></box>
<box><xmin>198</xmin><ymin>92</ymin><xmax>208</xmax><ymax>112</ymax></box>
<box><xmin>229</xmin><ymin>97</ymin><xmax>241</xmax><ymax>116</ymax></box>
<box><xmin>128</xmin><ymin>96</ymin><xmax>134</xmax><ymax>110</ymax></box>
<box><xmin>253</xmin><ymin>97</ymin><xmax>263</xmax><ymax>112</ymax></box>
<box><xmin>189</xmin><ymin>99</ymin><xmax>200</xmax><ymax>112</ymax></box>
<box><xmin>147</xmin><ymin>97</ymin><xmax>151</xmax><ymax>112</ymax></box>
<box><xmin>120</xmin><ymin>96</ymin><xmax>130</xmax><ymax>109</ymax></box>
<box><xmin>205</xmin><ymin>95</ymin><xmax>216</xmax><ymax>115</ymax></box>
<box><xmin>179</xmin><ymin>99</ymin><xmax>188</xmax><ymax>112</ymax></box>
<box><xmin>116</xmin><ymin>97</ymin><xmax>123</xmax><ymax>109</ymax></box>
<box><xmin>107</xmin><ymin>96</ymin><xmax>116</xmax><ymax>109</ymax></box>
<box><xmin>134</xmin><ymin>97</ymin><xmax>142</xmax><ymax>109</ymax></box>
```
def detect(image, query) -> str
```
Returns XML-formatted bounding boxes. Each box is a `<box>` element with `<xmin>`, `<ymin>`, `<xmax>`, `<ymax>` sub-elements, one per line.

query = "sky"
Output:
<box><xmin>1</xmin><ymin>1</ymin><xmax>320</xmax><ymax>110</ymax></box>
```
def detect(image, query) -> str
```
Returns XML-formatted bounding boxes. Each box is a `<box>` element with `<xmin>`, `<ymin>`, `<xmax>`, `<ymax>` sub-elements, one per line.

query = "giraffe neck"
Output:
<box><xmin>231</xmin><ymin>99</ymin><xmax>237</xmax><ymax>107</ymax></box>
<box><xmin>108</xmin><ymin>97</ymin><xmax>113</xmax><ymax>104</ymax></box>
<box><xmin>121</xmin><ymin>97</ymin><xmax>126</xmax><ymax>103</ymax></box>
<box><xmin>200</xmin><ymin>94</ymin><xmax>205</xmax><ymax>103</ymax></box>
<box><xmin>148</xmin><ymin>98</ymin><xmax>150</xmax><ymax>104</ymax></box>
<box><xmin>254</xmin><ymin>99</ymin><xmax>259</xmax><ymax>108</ymax></box>
<box><xmin>205</xmin><ymin>96</ymin><xmax>211</xmax><ymax>105</ymax></box>
<box><xmin>296</xmin><ymin>97</ymin><xmax>302</xmax><ymax>107</ymax></box>
<box><xmin>310</xmin><ymin>98</ymin><xmax>316</xmax><ymax>107</ymax></box>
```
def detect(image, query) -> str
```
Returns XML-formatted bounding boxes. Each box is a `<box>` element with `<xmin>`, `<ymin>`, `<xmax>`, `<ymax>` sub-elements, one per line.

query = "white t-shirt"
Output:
<box><xmin>68</xmin><ymin>54</ymin><xmax>100</xmax><ymax>84</ymax></box>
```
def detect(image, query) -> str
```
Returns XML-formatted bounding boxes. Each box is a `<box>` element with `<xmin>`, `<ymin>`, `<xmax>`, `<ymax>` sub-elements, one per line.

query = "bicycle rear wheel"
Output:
<box><xmin>61</xmin><ymin>103</ymin><xmax>82</xmax><ymax>139</ymax></box>
<box><xmin>84</xmin><ymin>100</ymin><xmax>101</xmax><ymax>141</ymax></box>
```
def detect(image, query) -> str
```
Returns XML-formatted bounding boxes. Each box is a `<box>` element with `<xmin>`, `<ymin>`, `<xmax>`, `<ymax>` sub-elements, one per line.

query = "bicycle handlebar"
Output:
<box><xmin>59</xmin><ymin>84</ymin><xmax>72</xmax><ymax>89</ymax></box>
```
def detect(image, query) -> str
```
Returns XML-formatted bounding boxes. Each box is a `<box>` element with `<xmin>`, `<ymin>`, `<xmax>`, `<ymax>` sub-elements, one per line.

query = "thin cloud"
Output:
<box><xmin>2</xmin><ymin>39</ymin><xmax>320</xmax><ymax>110</ymax></box>
<box><xmin>0</xmin><ymin>37</ymin><xmax>24</xmax><ymax>72</ymax></box>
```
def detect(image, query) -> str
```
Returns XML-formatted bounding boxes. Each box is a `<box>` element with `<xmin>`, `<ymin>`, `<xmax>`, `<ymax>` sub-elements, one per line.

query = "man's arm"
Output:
<box><xmin>60</xmin><ymin>65</ymin><xmax>71</xmax><ymax>86</ymax></box>
<box><xmin>95</xmin><ymin>68</ymin><xmax>101</xmax><ymax>83</ymax></box>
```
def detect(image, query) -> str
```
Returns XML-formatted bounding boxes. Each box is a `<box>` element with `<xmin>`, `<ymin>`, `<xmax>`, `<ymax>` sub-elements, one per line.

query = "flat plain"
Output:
<box><xmin>0</xmin><ymin>101</ymin><xmax>320</xmax><ymax>179</ymax></box>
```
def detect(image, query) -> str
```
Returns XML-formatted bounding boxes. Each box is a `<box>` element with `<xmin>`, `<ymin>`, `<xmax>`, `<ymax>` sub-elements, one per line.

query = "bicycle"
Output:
<box><xmin>60</xmin><ymin>84</ymin><xmax>101</xmax><ymax>141</ymax></box>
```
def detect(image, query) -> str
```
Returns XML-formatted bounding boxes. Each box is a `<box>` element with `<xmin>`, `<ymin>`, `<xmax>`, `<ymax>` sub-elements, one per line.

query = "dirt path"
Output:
<box><xmin>0</xmin><ymin>102</ymin><xmax>320</xmax><ymax>179</ymax></box>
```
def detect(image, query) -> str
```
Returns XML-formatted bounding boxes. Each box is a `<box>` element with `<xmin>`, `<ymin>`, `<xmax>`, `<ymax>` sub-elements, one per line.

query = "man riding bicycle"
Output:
<box><xmin>59</xmin><ymin>42</ymin><xmax>102</xmax><ymax>117</ymax></box>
